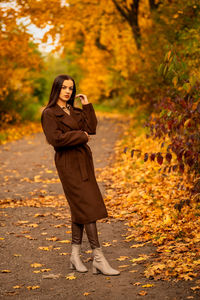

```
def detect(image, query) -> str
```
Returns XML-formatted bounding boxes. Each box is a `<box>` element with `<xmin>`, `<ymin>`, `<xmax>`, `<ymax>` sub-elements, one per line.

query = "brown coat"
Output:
<box><xmin>41</xmin><ymin>102</ymin><xmax>108</xmax><ymax>224</ymax></box>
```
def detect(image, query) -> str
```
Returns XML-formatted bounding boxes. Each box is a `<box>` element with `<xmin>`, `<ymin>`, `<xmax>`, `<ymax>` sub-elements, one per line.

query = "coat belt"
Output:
<box><xmin>76</xmin><ymin>147</ymin><xmax>89</xmax><ymax>181</ymax></box>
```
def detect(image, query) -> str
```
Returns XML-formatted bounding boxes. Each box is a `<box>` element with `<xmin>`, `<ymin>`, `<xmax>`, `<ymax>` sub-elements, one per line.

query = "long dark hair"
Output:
<box><xmin>45</xmin><ymin>74</ymin><xmax>76</xmax><ymax>108</ymax></box>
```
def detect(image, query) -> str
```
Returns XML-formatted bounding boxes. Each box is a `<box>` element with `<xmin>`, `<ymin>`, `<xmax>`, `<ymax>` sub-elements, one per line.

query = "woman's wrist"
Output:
<box><xmin>84</xmin><ymin>131</ymin><xmax>89</xmax><ymax>141</ymax></box>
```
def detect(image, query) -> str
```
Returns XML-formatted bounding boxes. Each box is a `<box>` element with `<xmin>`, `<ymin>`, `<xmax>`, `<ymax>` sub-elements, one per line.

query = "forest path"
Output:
<box><xmin>0</xmin><ymin>114</ymin><xmax>198</xmax><ymax>300</ymax></box>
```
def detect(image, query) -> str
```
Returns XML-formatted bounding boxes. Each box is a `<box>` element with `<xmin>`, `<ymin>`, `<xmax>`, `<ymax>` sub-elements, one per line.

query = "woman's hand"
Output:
<box><xmin>84</xmin><ymin>131</ymin><xmax>90</xmax><ymax>141</ymax></box>
<box><xmin>75</xmin><ymin>94</ymin><xmax>89</xmax><ymax>105</ymax></box>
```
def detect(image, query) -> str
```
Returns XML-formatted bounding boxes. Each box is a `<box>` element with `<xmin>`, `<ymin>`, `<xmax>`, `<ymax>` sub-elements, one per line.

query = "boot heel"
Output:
<box><xmin>93</xmin><ymin>265</ymin><xmax>100</xmax><ymax>274</ymax></box>
<box><xmin>70</xmin><ymin>261</ymin><xmax>75</xmax><ymax>270</ymax></box>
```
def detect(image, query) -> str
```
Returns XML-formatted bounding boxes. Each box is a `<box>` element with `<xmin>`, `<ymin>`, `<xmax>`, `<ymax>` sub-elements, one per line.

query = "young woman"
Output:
<box><xmin>41</xmin><ymin>74</ymin><xmax>120</xmax><ymax>276</ymax></box>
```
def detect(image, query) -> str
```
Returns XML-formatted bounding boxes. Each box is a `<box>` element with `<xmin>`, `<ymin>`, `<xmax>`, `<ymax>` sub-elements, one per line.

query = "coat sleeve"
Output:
<box><xmin>79</xmin><ymin>103</ymin><xmax>98</xmax><ymax>134</ymax></box>
<box><xmin>41</xmin><ymin>109</ymin><xmax>88</xmax><ymax>148</ymax></box>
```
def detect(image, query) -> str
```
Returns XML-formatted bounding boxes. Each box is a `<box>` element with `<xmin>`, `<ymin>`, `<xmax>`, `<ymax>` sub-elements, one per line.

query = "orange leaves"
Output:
<box><xmin>0</xmin><ymin>122</ymin><xmax>42</xmax><ymax>145</ymax></box>
<box><xmin>0</xmin><ymin>5</ymin><xmax>43</xmax><ymax>105</ymax></box>
<box><xmin>102</xmin><ymin>242</ymin><xmax>112</xmax><ymax>247</ymax></box>
<box><xmin>83</xmin><ymin>292</ymin><xmax>91</xmax><ymax>296</ymax></box>
<box><xmin>138</xmin><ymin>291</ymin><xmax>148</xmax><ymax>296</ymax></box>
<box><xmin>58</xmin><ymin>240</ymin><xmax>71</xmax><ymax>244</ymax></box>
<box><xmin>38</xmin><ymin>246</ymin><xmax>52</xmax><ymax>251</ymax></box>
<box><xmin>118</xmin><ymin>265</ymin><xmax>130</xmax><ymax>268</ymax></box>
<box><xmin>130</xmin><ymin>255</ymin><xmax>149</xmax><ymax>263</ymax></box>
<box><xmin>1</xmin><ymin>193</ymin><xmax>66</xmax><ymax>208</ymax></box>
<box><xmin>31</xmin><ymin>263</ymin><xmax>43</xmax><ymax>268</ymax></box>
<box><xmin>116</xmin><ymin>256</ymin><xmax>129</xmax><ymax>261</ymax></box>
<box><xmin>27</xmin><ymin>286</ymin><xmax>40</xmax><ymax>290</ymax></box>
<box><xmin>130</xmin><ymin>243</ymin><xmax>146</xmax><ymax>248</ymax></box>
<box><xmin>100</xmin><ymin>115</ymin><xmax>200</xmax><ymax>280</ymax></box>
<box><xmin>65</xmin><ymin>273</ymin><xmax>76</xmax><ymax>280</ymax></box>
<box><xmin>1</xmin><ymin>270</ymin><xmax>11</xmax><ymax>273</ymax></box>
<box><xmin>13</xmin><ymin>285</ymin><xmax>22</xmax><ymax>289</ymax></box>
<box><xmin>191</xmin><ymin>286</ymin><xmax>200</xmax><ymax>291</ymax></box>
<box><xmin>33</xmin><ymin>269</ymin><xmax>51</xmax><ymax>273</ymax></box>
<box><xmin>46</xmin><ymin>236</ymin><xmax>59</xmax><ymax>242</ymax></box>
<box><xmin>144</xmin><ymin>263</ymin><xmax>166</xmax><ymax>279</ymax></box>
<box><xmin>142</xmin><ymin>284</ymin><xmax>154</xmax><ymax>288</ymax></box>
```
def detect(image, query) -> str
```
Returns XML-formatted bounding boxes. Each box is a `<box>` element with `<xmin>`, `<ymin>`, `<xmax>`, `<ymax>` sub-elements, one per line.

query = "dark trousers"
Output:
<box><xmin>71</xmin><ymin>221</ymin><xmax>100</xmax><ymax>249</ymax></box>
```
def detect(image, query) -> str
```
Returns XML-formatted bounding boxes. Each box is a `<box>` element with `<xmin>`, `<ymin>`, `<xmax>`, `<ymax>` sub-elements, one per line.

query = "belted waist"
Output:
<box><xmin>54</xmin><ymin>145</ymin><xmax>91</xmax><ymax>181</ymax></box>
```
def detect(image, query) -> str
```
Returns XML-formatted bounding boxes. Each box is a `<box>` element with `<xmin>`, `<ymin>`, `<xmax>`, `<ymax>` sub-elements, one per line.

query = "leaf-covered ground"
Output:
<box><xmin>0</xmin><ymin>112</ymin><xmax>199</xmax><ymax>299</ymax></box>
<box><xmin>99</xmin><ymin>110</ymin><xmax>200</xmax><ymax>283</ymax></box>
<box><xmin>0</xmin><ymin>122</ymin><xmax>41</xmax><ymax>145</ymax></box>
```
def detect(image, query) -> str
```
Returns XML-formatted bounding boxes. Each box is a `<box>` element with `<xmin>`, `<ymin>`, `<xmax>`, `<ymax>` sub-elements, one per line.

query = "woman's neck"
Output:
<box><xmin>57</xmin><ymin>98</ymin><xmax>66</xmax><ymax>107</ymax></box>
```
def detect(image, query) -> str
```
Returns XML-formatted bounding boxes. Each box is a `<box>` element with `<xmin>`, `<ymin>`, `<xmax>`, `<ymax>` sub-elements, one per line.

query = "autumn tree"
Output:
<box><xmin>11</xmin><ymin>0</ymin><xmax>156</xmax><ymax>103</ymax></box>
<box><xmin>0</xmin><ymin>5</ymin><xmax>44</xmax><ymax>124</ymax></box>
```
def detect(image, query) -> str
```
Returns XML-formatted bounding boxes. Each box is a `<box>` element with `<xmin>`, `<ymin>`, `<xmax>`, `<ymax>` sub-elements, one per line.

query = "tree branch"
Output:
<box><xmin>149</xmin><ymin>0</ymin><xmax>162</xmax><ymax>11</ymax></box>
<box><xmin>111</xmin><ymin>0</ymin><xmax>141</xmax><ymax>49</ymax></box>
<box><xmin>111</xmin><ymin>0</ymin><xmax>129</xmax><ymax>22</ymax></box>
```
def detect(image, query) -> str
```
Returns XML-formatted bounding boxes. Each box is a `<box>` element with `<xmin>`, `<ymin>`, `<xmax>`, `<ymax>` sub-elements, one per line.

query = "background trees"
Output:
<box><xmin>1</xmin><ymin>0</ymin><xmax>200</xmax><ymax>176</ymax></box>
<box><xmin>0</xmin><ymin>5</ymin><xmax>44</xmax><ymax>125</ymax></box>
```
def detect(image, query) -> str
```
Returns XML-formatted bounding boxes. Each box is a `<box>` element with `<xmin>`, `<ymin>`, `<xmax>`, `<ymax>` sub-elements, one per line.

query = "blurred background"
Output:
<box><xmin>0</xmin><ymin>0</ymin><xmax>200</xmax><ymax>143</ymax></box>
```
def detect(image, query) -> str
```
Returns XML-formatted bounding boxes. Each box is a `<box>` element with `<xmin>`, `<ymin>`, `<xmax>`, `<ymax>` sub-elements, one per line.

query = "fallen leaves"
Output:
<box><xmin>53</xmin><ymin>224</ymin><xmax>66</xmax><ymax>228</ymax></box>
<box><xmin>34</xmin><ymin>213</ymin><xmax>46</xmax><ymax>218</ymax></box>
<box><xmin>65</xmin><ymin>273</ymin><xmax>76</xmax><ymax>280</ymax></box>
<box><xmin>58</xmin><ymin>240</ymin><xmax>71</xmax><ymax>244</ymax></box>
<box><xmin>33</xmin><ymin>269</ymin><xmax>51</xmax><ymax>273</ymax></box>
<box><xmin>100</xmin><ymin>116</ymin><xmax>200</xmax><ymax>280</ymax></box>
<box><xmin>1</xmin><ymin>270</ymin><xmax>11</xmax><ymax>273</ymax></box>
<box><xmin>24</xmin><ymin>235</ymin><xmax>36</xmax><ymax>240</ymax></box>
<box><xmin>191</xmin><ymin>286</ymin><xmax>200</xmax><ymax>291</ymax></box>
<box><xmin>130</xmin><ymin>243</ymin><xmax>146</xmax><ymax>248</ymax></box>
<box><xmin>102</xmin><ymin>242</ymin><xmax>112</xmax><ymax>247</ymax></box>
<box><xmin>43</xmin><ymin>273</ymin><xmax>61</xmax><ymax>279</ymax></box>
<box><xmin>16</xmin><ymin>220</ymin><xmax>29</xmax><ymax>225</ymax></box>
<box><xmin>116</xmin><ymin>256</ymin><xmax>129</xmax><ymax>261</ymax></box>
<box><xmin>142</xmin><ymin>284</ymin><xmax>154</xmax><ymax>288</ymax></box>
<box><xmin>27</xmin><ymin>285</ymin><xmax>40</xmax><ymax>290</ymax></box>
<box><xmin>83</xmin><ymin>292</ymin><xmax>91</xmax><ymax>296</ymax></box>
<box><xmin>0</xmin><ymin>194</ymin><xmax>66</xmax><ymax>208</ymax></box>
<box><xmin>46</xmin><ymin>236</ymin><xmax>59</xmax><ymax>242</ymax></box>
<box><xmin>38</xmin><ymin>246</ymin><xmax>53</xmax><ymax>251</ymax></box>
<box><xmin>27</xmin><ymin>223</ymin><xmax>38</xmax><ymax>228</ymax></box>
<box><xmin>85</xmin><ymin>250</ymin><xmax>92</xmax><ymax>254</ymax></box>
<box><xmin>13</xmin><ymin>285</ymin><xmax>22</xmax><ymax>289</ymax></box>
<box><xmin>130</xmin><ymin>255</ymin><xmax>149</xmax><ymax>263</ymax></box>
<box><xmin>33</xmin><ymin>270</ymin><xmax>41</xmax><ymax>274</ymax></box>
<box><xmin>138</xmin><ymin>291</ymin><xmax>148</xmax><ymax>296</ymax></box>
<box><xmin>0</xmin><ymin>122</ymin><xmax>41</xmax><ymax>145</ymax></box>
<box><xmin>30</xmin><ymin>263</ymin><xmax>43</xmax><ymax>268</ymax></box>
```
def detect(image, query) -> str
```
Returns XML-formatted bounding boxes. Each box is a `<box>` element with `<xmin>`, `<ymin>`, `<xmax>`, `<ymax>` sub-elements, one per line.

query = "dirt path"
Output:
<box><xmin>0</xmin><ymin>115</ymin><xmax>199</xmax><ymax>300</ymax></box>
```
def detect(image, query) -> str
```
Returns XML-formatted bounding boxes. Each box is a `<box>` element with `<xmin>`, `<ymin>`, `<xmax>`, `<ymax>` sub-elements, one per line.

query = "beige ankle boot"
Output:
<box><xmin>92</xmin><ymin>247</ymin><xmax>120</xmax><ymax>276</ymax></box>
<box><xmin>70</xmin><ymin>244</ymin><xmax>88</xmax><ymax>273</ymax></box>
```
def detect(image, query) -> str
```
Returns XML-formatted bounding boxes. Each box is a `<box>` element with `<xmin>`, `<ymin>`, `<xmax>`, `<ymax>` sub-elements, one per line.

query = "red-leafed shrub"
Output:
<box><xmin>145</xmin><ymin>48</ymin><xmax>200</xmax><ymax>192</ymax></box>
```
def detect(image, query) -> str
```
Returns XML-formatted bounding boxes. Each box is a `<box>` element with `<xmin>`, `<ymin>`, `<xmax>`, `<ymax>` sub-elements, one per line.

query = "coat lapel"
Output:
<box><xmin>50</xmin><ymin>104</ymin><xmax>80</xmax><ymax>130</ymax></box>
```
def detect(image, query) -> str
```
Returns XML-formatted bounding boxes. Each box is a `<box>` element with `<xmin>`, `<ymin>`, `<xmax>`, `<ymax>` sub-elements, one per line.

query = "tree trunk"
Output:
<box><xmin>111</xmin><ymin>0</ymin><xmax>141</xmax><ymax>50</ymax></box>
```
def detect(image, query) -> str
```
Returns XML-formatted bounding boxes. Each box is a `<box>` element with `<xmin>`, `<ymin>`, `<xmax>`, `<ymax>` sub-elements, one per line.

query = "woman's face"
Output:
<box><xmin>59</xmin><ymin>79</ymin><xmax>74</xmax><ymax>102</ymax></box>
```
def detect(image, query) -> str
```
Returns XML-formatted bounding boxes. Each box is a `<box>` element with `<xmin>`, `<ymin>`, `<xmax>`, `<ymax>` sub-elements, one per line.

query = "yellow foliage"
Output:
<box><xmin>99</xmin><ymin>114</ymin><xmax>200</xmax><ymax>280</ymax></box>
<box><xmin>0</xmin><ymin>122</ymin><xmax>42</xmax><ymax>145</ymax></box>
<box><xmin>65</xmin><ymin>274</ymin><xmax>76</xmax><ymax>280</ymax></box>
<box><xmin>0</xmin><ymin>7</ymin><xmax>42</xmax><ymax>100</ymax></box>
